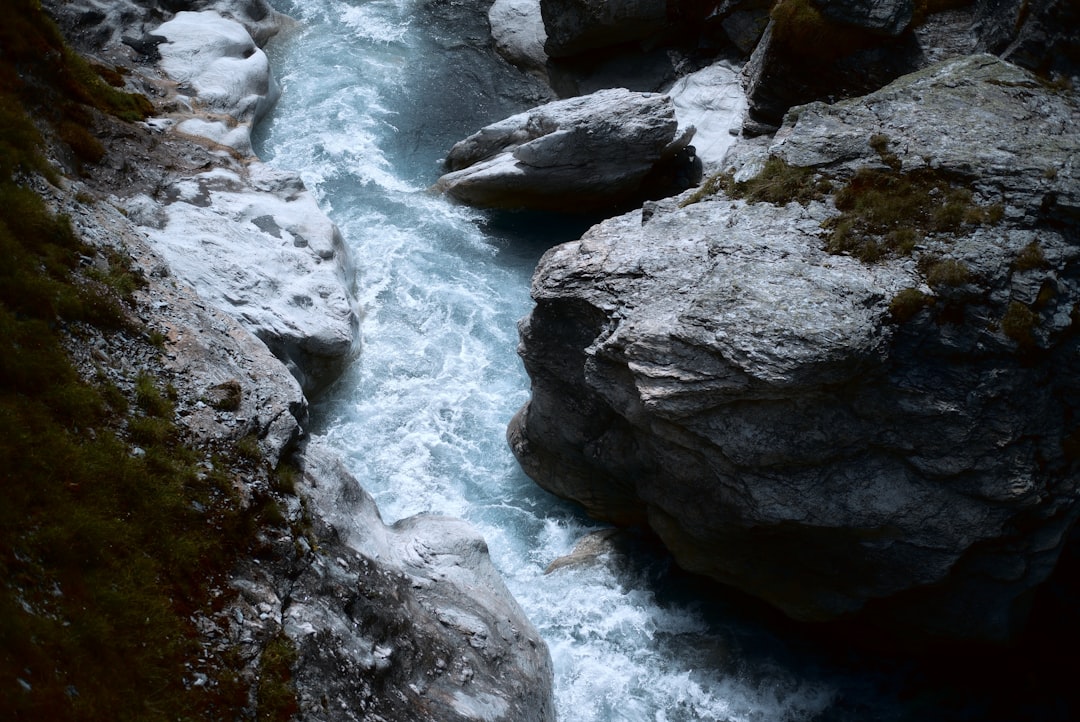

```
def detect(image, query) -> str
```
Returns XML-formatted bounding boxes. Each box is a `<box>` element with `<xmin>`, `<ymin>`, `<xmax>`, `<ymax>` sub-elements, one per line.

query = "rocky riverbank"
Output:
<box><xmin>442</xmin><ymin>0</ymin><xmax>1080</xmax><ymax>645</ymax></box>
<box><xmin>28</xmin><ymin>1</ymin><xmax>554</xmax><ymax>719</ymax></box>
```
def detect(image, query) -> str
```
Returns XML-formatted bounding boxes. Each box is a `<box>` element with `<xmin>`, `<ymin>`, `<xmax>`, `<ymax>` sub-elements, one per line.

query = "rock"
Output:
<box><xmin>39</xmin><ymin>0</ymin><xmax>557</xmax><ymax>716</ymax></box>
<box><xmin>509</xmin><ymin>55</ymin><xmax>1080</xmax><ymax>641</ymax></box>
<box><xmin>772</xmin><ymin>55</ymin><xmax>1080</xmax><ymax>217</ymax></box>
<box><xmin>812</xmin><ymin>0</ymin><xmax>915</xmax><ymax>36</ymax></box>
<box><xmin>132</xmin><ymin>162</ymin><xmax>360</xmax><ymax>396</ymax></box>
<box><xmin>666</xmin><ymin>60</ymin><xmax>748</xmax><ymax>168</ymax></box>
<box><xmin>973</xmin><ymin>0</ymin><xmax>1080</xmax><ymax>80</ymax></box>
<box><xmin>544</xmin><ymin>528</ymin><xmax>622</xmax><ymax>574</ymax></box>
<box><xmin>741</xmin><ymin>14</ymin><xmax>924</xmax><ymax>128</ymax></box>
<box><xmin>718</xmin><ymin>0</ymin><xmax>773</xmax><ymax>54</ymax></box>
<box><xmin>489</xmin><ymin>0</ymin><xmax>549</xmax><ymax>75</ymax></box>
<box><xmin>155</xmin><ymin>10</ymin><xmax>280</xmax><ymax>153</ymax></box>
<box><xmin>287</xmin><ymin>441</ymin><xmax>555</xmax><ymax>722</ymax></box>
<box><xmin>435</xmin><ymin>88</ymin><xmax>692</xmax><ymax>212</ymax></box>
<box><xmin>53</xmin><ymin>184</ymin><xmax>308</xmax><ymax>465</ymax></box>
<box><xmin>540</xmin><ymin>0</ymin><xmax>669</xmax><ymax>58</ymax></box>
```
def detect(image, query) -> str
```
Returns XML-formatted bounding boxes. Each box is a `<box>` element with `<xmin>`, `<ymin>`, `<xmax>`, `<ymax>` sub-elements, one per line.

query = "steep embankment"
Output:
<box><xmin>507</xmin><ymin>41</ymin><xmax>1080</xmax><ymax>642</ymax></box>
<box><xmin>4</xmin><ymin>1</ymin><xmax>554</xmax><ymax>720</ymax></box>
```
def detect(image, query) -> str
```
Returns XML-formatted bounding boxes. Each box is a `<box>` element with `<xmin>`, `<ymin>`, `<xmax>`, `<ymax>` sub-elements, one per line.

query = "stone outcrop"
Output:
<box><xmin>281</xmin><ymin>441</ymin><xmax>554</xmax><ymax>722</ymax></box>
<box><xmin>509</xmin><ymin>55</ymin><xmax>1080</xmax><ymax>641</ymax></box>
<box><xmin>63</xmin><ymin>4</ymin><xmax>362</xmax><ymax>397</ymax></box>
<box><xmin>741</xmin><ymin>0</ymin><xmax>1079</xmax><ymax>132</ymax></box>
<box><xmin>58</xmin><ymin>179</ymin><xmax>555</xmax><ymax>718</ymax></box>
<box><xmin>155</xmin><ymin>9</ymin><xmax>282</xmax><ymax>152</ymax></box>
<box><xmin>436</xmin><ymin>88</ymin><xmax>693</xmax><ymax>212</ymax></box>
<box><xmin>973</xmin><ymin>0</ymin><xmax>1080</xmax><ymax>80</ymax></box>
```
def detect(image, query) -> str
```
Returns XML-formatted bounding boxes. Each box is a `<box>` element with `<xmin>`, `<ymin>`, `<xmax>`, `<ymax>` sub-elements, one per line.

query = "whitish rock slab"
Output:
<box><xmin>436</xmin><ymin>88</ymin><xmax>691</xmax><ymax>212</ymax></box>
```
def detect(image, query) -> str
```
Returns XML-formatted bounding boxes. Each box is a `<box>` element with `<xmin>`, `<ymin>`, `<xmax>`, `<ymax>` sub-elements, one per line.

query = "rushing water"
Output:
<box><xmin>250</xmin><ymin>1</ymin><xmax>899</xmax><ymax>719</ymax></box>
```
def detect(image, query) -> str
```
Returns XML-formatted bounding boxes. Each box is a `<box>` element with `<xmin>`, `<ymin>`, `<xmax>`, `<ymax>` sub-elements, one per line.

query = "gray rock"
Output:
<box><xmin>973</xmin><ymin>0</ymin><xmax>1080</xmax><ymax>80</ymax></box>
<box><xmin>489</xmin><ymin>0</ymin><xmax>549</xmax><ymax>76</ymax></box>
<box><xmin>741</xmin><ymin>15</ymin><xmax>924</xmax><ymax>127</ymax></box>
<box><xmin>540</xmin><ymin>0</ymin><xmax>668</xmax><ymax>58</ymax></box>
<box><xmin>132</xmin><ymin>162</ymin><xmax>361</xmax><ymax>396</ymax></box>
<box><xmin>436</xmin><ymin>88</ymin><xmax>692</xmax><ymax>212</ymax></box>
<box><xmin>287</xmin><ymin>441</ymin><xmax>555</xmax><ymax>722</ymax></box>
<box><xmin>772</xmin><ymin>55</ymin><xmax>1080</xmax><ymax>218</ymax></box>
<box><xmin>812</xmin><ymin>0</ymin><xmax>915</xmax><ymax>36</ymax></box>
<box><xmin>42</xmin><ymin>1</ymin><xmax>554</xmax><ymax>715</ymax></box>
<box><xmin>509</xmin><ymin>55</ymin><xmax>1080</xmax><ymax>641</ymax></box>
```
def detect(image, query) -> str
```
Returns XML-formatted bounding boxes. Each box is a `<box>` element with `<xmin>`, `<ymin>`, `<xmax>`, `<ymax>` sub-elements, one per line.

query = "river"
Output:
<box><xmin>251</xmin><ymin>1</ymin><xmax>900</xmax><ymax>719</ymax></box>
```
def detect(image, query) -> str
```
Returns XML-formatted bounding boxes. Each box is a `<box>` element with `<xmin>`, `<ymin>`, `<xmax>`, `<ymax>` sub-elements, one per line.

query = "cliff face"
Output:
<box><xmin>509</xmin><ymin>54</ymin><xmax>1080</xmax><ymax>641</ymax></box>
<box><xmin>31</xmin><ymin>0</ymin><xmax>554</xmax><ymax>718</ymax></box>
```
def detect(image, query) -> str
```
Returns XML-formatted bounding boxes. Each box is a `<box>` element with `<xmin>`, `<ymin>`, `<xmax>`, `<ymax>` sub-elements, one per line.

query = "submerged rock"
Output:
<box><xmin>509</xmin><ymin>55</ymin><xmax>1080</xmax><ymax>641</ymax></box>
<box><xmin>436</xmin><ymin>88</ymin><xmax>692</xmax><ymax>212</ymax></box>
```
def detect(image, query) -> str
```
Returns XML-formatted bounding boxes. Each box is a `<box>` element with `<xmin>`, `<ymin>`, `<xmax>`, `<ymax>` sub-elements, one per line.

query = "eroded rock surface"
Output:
<box><xmin>509</xmin><ymin>55</ymin><xmax>1080</xmax><ymax>641</ymax></box>
<box><xmin>436</xmin><ymin>88</ymin><xmax>692</xmax><ymax>212</ymax></box>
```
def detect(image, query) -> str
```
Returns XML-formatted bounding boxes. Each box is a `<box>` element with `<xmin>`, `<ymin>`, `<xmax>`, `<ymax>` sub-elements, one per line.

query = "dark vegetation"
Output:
<box><xmin>0</xmin><ymin>2</ymin><xmax>297</xmax><ymax>719</ymax></box>
<box><xmin>680</xmin><ymin>156</ymin><xmax>830</xmax><ymax>208</ymax></box>
<box><xmin>680</xmin><ymin>133</ymin><xmax>1038</xmax><ymax>337</ymax></box>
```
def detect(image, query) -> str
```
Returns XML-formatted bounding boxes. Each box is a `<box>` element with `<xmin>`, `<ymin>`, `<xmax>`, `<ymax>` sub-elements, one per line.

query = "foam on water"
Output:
<box><xmin>256</xmin><ymin>1</ymin><xmax>839</xmax><ymax>719</ymax></box>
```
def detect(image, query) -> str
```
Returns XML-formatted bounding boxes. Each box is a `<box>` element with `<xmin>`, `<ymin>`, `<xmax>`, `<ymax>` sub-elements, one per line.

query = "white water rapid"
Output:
<box><xmin>253</xmin><ymin>1</ymin><xmax>843</xmax><ymax>719</ymax></box>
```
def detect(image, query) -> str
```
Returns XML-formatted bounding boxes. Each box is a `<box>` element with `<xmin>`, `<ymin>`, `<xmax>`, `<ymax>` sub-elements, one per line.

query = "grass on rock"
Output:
<box><xmin>1</xmin><ymin>2</ymin><xmax>297</xmax><ymax>719</ymax></box>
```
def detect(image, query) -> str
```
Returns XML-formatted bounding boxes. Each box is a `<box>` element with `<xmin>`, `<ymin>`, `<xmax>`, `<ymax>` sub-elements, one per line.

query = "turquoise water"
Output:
<box><xmin>253</xmin><ymin>1</ymin><xmax>843</xmax><ymax>718</ymax></box>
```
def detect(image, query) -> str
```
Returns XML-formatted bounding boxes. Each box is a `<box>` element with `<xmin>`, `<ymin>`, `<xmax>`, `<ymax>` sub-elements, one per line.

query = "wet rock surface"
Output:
<box><xmin>509</xmin><ymin>55</ymin><xmax>1080</xmax><ymax>642</ymax></box>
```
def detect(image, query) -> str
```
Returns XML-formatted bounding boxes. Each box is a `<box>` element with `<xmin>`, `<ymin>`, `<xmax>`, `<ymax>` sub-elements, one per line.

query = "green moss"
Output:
<box><xmin>0</xmin><ymin>8</ymin><xmax>276</xmax><ymax>718</ymax></box>
<box><xmin>1001</xmin><ymin>300</ymin><xmax>1038</xmax><ymax>347</ymax></box>
<box><xmin>235</xmin><ymin>434</ymin><xmax>264</xmax><ymax>465</ymax></box>
<box><xmin>924</xmin><ymin>259</ymin><xmax>971</xmax><ymax>289</ymax></box>
<box><xmin>256</xmin><ymin>633</ymin><xmax>300</xmax><ymax>721</ymax></box>
<box><xmin>889</xmin><ymin>287</ymin><xmax>933</xmax><ymax>322</ymax></box>
<box><xmin>680</xmin><ymin>157</ymin><xmax>828</xmax><ymax>208</ymax></box>
<box><xmin>273</xmin><ymin>463</ymin><xmax>299</xmax><ymax>495</ymax></box>
<box><xmin>135</xmin><ymin>371</ymin><xmax>175</xmax><ymax>418</ymax></box>
<box><xmin>869</xmin><ymin>133</ymin><xmax>901</xmax><ymax>171</ymax></box>
<box><xmin>1013</xmin><ymin>241</ymin><xmax>1048</xmax><ymax>271</ymax></box>
<box><xmin>0</xmin><ymin>0</ymin><xmax>153</xmax><ymax>181</ymax></box>
<box><xmin>769</xmin><ymin>0</ymin><xmax>873</xmax><ymax>63</ymax></box>
<box><xmin>824</xmin><ymin>167</ymin><xmax>1002</xmax><ymax>262</ymax></box>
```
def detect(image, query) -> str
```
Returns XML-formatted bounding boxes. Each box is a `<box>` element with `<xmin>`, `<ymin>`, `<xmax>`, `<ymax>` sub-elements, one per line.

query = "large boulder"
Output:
<box><xmin>489</xmin><ymin>0</ymin><xmax>549</xmax><ymax>75</ymax></box>
<box><xmin>509</xmin><ymin>55</ymin><xmax>1080</xmax><ymax>641</ymax></box>
<box><xmin>435</xmin><ymin>88</ymin><xmax>693</xmax><ymax>212</ymax></box>
<box><xmin>155</xmin><ymin>10</ymin><xmax>281</xmax><ymax>153</ymax></box>
<box><xmin>104</xmin><ymin>9</ymin><xmax>362</xmax><ymax>396</ymax></box>
<box><xmin>741</xmin><ymin>7</ymin><xmax>923</xmax><ymax>129</ymax></box>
